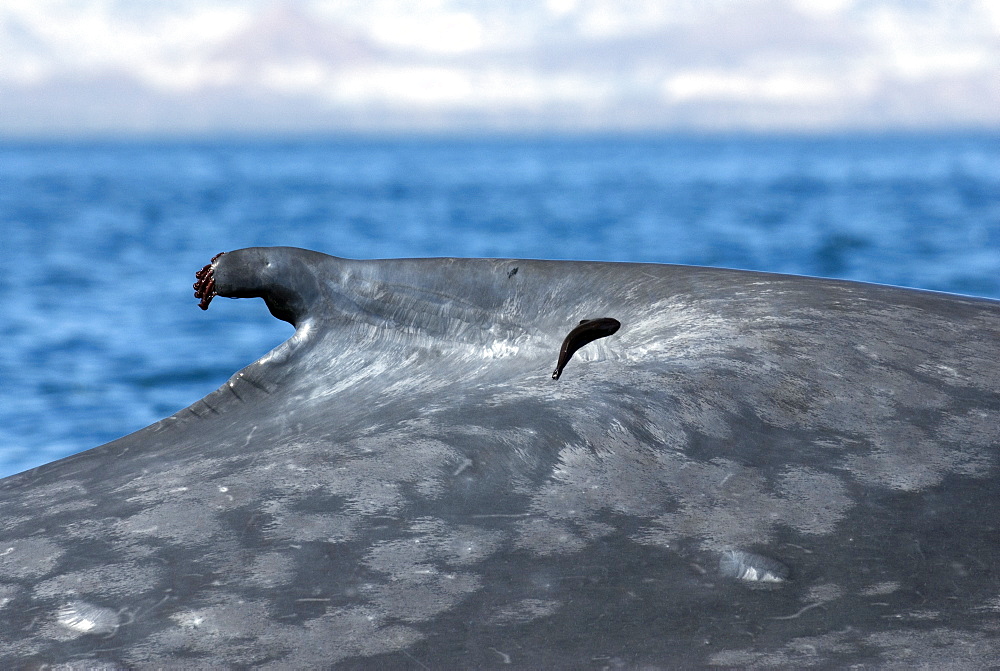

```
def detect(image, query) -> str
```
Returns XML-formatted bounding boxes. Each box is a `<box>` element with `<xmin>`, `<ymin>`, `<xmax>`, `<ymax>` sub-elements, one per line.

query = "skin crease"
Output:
<box><xmin>552</xmin><ymin>317</ymin><xmax>621</xmax><ymax>380</ymax></box>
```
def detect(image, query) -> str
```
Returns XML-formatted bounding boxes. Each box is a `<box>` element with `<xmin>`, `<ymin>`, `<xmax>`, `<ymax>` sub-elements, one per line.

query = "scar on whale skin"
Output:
<box><xmin>193</xmin><ymin>252</ymin><xmax>225</xmax><ymax>310</ymax></box>
<box><xmin>719</xmin><ymin>550</ymin><xmax>790</xmax><ymax>584</ymax></box>
<box><xmin>552</xmin><ymin>318</ymin><xmax>621</xmax><ymax>380</ymax></box>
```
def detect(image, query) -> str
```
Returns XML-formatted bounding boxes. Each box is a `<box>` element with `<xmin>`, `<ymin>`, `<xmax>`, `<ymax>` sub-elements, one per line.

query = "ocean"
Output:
<box><xmin>1</xmin><ymin>134</ymin><xmax>998</xmax><ymax>477</ymax></box>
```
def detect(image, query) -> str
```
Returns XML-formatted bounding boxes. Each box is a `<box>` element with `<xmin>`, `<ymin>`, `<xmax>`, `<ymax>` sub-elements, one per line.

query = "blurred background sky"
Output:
<box><xmin>3</xmin><ymin>0</ymin><xmax>1000</xmax><ymax>136</ymax></box>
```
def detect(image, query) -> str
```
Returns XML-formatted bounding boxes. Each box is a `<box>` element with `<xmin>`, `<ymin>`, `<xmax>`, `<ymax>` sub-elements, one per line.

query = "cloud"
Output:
<box><xmin>662</xmin><ymin>71</ymin><xmax>849</xmax><ymax>104</ymax></box>
<box><xmin>0</xmin><ymin>0</ymin><xmax>998</xmax><ymax>135</ymax></box>
<box><xmin>369</xmin><ymin>10</ymin><xmax>484</xmax><ymax>54</ymax></box>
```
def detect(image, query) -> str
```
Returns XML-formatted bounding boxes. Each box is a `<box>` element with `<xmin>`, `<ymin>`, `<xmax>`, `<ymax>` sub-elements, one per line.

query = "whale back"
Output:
<box><xmin>2</xmin><ymin>247</ymin><xmax>999</xmax><ymax>667</ymax></box>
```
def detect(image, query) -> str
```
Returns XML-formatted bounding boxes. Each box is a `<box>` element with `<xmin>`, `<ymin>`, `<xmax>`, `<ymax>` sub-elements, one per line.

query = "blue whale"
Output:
<box><xmin>2</xmin><ymin>247</ymin><xmax>999</xmax><ymax>667</ymax></box>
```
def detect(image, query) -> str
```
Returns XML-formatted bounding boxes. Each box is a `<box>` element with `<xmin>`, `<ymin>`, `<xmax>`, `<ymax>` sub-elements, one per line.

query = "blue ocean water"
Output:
<box><xmin>1</xmin><ymin>134</ymin><xmax>998</xmax><ymax>477</ymax></box>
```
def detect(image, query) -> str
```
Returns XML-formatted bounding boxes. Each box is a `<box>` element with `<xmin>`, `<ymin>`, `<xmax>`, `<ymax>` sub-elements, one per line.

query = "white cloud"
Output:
<box><xmin>0</xmin><ymin>1</ymin><xmax>251</xmax><ymax>78</ymax></box>
<box><xmin>571</xmin><ymin>0</ymin><xmax>688</xmax><ymax>38</ymax></box>
<box><xmin>330</xmin><ymin>66</ymin><xmax>609</xmax><ymax>108</ymax></box>
<box><xmin>333</xmin><ymin>66</ymin><xmax>466</xmax><ymax>106</ymax></box>
<box><xmin>663</xmin><ymin>70</ymin><xmax>845</xmax><ymax>104</ymax></box>
<box><xmin>138</xmin><ymin>60</ymin><xmax>239</xmax><ymax>93</ymax></box>
<box><xmin>864</xmin><ymin>5</ymin><xmax>996</xmax><ymax>81</ymax></box>
<box><xmin>370</xmin><ymin>11</ymin><xmax>484</xmax><ymax>53</ymax></box>
<box><xmin>258</xmin><ymin>60</ymin><xmax>330</xmax><ymax>95</ymax></box>
<box><xmin>788</xmin><ymin>0</ymin><xmax>856</xmax><ymax>18</ymax></box>
<box><xmin>145</xmin><ymin>7</ymin><xmax>252</xmax><ymax>53</ymax></box>
<box><xmin>979</xmin><ymin>0</ymin><xmax>1000</xmax><ymax>31</ymax></box>
<box><xmin>546</xmin><ymin>0</ymin><xmax>578</xmax><ymax>18</ymax></box>
<box><xmin>1</xmin><ymin>0</ymin><xmax>999</xmax><ymax>133</ymax></box>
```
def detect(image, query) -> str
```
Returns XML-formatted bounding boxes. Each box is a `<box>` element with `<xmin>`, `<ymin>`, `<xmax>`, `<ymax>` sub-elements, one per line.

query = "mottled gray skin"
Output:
<box><xmin>2</xmin><ymin>246</ymin><xmax>1000</xmax><ymax>669</ymax></box>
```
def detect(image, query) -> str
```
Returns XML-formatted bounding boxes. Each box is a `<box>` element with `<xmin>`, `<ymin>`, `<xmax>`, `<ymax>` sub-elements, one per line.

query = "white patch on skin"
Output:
<box><xmin>0</xmin><ymin>585</ymin><xmax>17</xmax><ymax>611</ymax></box>
<box><xmin>860</xmin><ymin>581</ymin><xmax>901</xmax><ymax>597</ymax></box>
<box><xmin>719</xmin><ymin>550</ymin><xmax>789</xmax><ymax>583</ymax></box>
<box><xmin>0</xmin><ymin>538</ymin><xmax>66</xmax><ymax>579</ymax></box>
<box><xmin>117</xmin><ymin>501</ymin><xmax>224</xmax><ymax>545</ymax></box>
<box><xmin>57</xmin><ymin>601</ymin><xmax>120</xmax><ymax>635</ymax></box>
<box><xmin>171</xmin><ymin>610</ymin><xmax>208</xmax><ymax>629</ymax></box>
<box><xmin>514</xmin><ymin>518</ymin><xmax>586</xmax><ymax>556</ymax></box>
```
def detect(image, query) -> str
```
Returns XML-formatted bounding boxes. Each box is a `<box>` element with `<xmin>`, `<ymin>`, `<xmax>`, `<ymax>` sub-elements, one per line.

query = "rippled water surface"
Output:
<box><xmin>1</xmin><ymin>135</ymin><xmax>998</xmax><ymax>476</ymax></box>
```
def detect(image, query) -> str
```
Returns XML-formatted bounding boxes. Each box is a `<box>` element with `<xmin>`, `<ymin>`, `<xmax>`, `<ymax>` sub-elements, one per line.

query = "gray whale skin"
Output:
<box><xmin>2</xmin><ymin>247</ymin><xmax>1000</xmax><ymax>669</ymax></box>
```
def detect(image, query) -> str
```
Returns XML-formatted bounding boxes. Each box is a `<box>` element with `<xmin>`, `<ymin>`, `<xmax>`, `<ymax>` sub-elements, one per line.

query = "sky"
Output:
<box><xmin>1</xmin><ymin>0</ymin><xmax>999</xmax><ymax>136</ymax></box>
